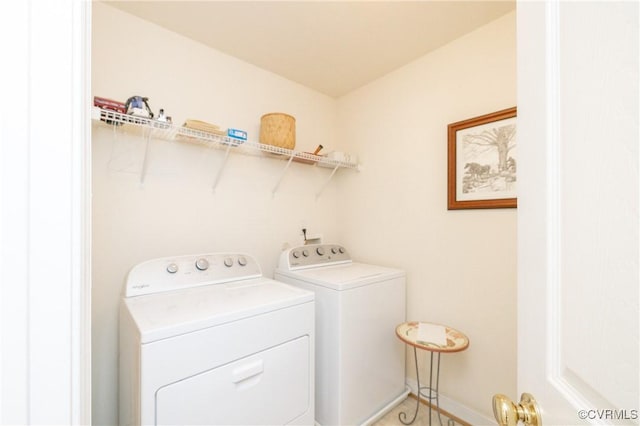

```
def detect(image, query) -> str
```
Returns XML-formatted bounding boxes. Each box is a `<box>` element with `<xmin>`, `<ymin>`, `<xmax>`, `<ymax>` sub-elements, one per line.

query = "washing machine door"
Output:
<box><xmin>155</xmin><ymin>336</ymin><xmax>310</xmax><ymax>425</ymax></box>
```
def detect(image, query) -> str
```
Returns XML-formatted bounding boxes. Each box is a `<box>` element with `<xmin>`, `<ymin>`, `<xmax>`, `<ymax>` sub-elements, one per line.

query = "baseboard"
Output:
<box><xmin>363</xmin><ymin>386</ymin><xmax>411</xmax><ymax>425</ymax></box>
<box><xmin>405</xmin><ymin>378</ymin><xmax>495</xmax><ymax>426</ymax></box>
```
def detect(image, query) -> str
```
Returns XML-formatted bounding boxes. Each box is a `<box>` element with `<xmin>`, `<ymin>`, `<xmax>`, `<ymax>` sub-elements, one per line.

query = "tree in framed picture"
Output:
<box><xmin>447</xmin><ymin>107</ymin><xmax>517</xmax><ymax>210</ymax></box>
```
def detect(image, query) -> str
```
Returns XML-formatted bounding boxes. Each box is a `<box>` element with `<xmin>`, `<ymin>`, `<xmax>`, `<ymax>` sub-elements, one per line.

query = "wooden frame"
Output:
<box><xmin>447</xmin><ymin>107</ymin><xmax>517</xmax><ymax>210</ymax></box>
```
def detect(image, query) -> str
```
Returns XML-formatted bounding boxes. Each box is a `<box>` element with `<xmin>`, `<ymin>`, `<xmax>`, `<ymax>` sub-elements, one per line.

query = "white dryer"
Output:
<box><xmin>119</xmin><ymin>252</ymin><xmax>315</xmax><ymax>426</ymax></box>
<box><xmin>275</xmin><ymin>244</ymin><xmax>407</xmax><ymax>426</ymax></box>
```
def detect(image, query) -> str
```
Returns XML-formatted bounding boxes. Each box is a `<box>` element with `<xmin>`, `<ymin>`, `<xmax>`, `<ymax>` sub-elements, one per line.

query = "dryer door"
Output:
<box><xmin>155</xmin><ymin>336</ymin><xmax>310</xmax><ymax>425</ymax></box>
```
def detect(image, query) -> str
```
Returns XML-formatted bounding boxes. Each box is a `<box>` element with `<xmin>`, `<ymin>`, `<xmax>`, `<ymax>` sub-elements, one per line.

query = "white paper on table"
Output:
<box><xmin>417</xmin><ymin>323</ymin><xmax>447</xmax><ymax>345</ymax></box>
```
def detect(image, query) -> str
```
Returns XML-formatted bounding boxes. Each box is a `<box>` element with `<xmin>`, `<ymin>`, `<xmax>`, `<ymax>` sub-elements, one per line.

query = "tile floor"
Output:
<box><xmin>372</xmin><ymin>396</ymin><xmax>470</xmax><ymax>426</ymax></box>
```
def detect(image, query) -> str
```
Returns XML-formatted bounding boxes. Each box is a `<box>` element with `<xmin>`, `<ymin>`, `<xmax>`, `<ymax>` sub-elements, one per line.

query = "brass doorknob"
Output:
<box><xmin>492</xmin><ymin>393</ymin><xmax>541</xmax><ymax>426</ymax></box>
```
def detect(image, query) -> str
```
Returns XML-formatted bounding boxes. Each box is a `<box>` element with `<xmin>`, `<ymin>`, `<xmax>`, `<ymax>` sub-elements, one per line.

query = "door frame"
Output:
<box><xmin>0</xmin><ymin>0</ymin><xmax>92</xmax><ymax>423</ymax></box>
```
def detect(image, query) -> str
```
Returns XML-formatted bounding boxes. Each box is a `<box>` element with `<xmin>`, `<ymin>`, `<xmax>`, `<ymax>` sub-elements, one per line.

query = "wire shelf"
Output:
<box><xmin>92</xmin><ymin>107</ymin><xmax>359</xmax><ymax>170</ymax></box>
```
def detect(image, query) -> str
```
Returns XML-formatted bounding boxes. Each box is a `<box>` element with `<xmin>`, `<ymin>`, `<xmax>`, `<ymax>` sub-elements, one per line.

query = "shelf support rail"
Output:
<box><xmin>139</xmin><ymin>128</ymin><xmax>152</xmax><ymax>184</ymax></box>
<box><xmin>211</xmin><ymin>141</ymin><xmax>234</xmax><ymax>192</ymax></box>
<box><xmin>272</xmin><ymin>154</ymin><xmax>295</xmax><ymax>196</ymax></box>
<box><xmin>316</xmin><ymin>164</ymin><xmax>340</xmax><ymax>199</ymax></box>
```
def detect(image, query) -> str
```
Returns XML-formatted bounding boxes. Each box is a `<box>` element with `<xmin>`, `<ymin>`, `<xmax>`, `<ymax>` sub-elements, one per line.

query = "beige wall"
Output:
<box><xmin>336</xmin><ymin>11</ymin><xmax>517</xmax><ymax>419</ymax></box>
<box><xmin>92</xmin><ymin>3</ymin><xmax>516</xmax><ymax>424</ymax></box>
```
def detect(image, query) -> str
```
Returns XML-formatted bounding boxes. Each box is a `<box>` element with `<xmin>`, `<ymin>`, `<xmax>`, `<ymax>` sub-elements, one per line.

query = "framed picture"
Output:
<box><xmin>447</xmin><ymin>107</ymin><xmax>517</xmax><ymax>210</ymax></box>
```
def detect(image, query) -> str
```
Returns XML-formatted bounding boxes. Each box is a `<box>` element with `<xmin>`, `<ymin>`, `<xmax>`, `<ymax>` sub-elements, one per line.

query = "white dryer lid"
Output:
<box><xmin>276</xmin><ymin>262</ymin><xmax>405</xmax><ymax>291</ymax></box>
<box><xmin>122</xmin><ymin>277</ymin><xmax>314</xmax><ymax>343</ymax></box>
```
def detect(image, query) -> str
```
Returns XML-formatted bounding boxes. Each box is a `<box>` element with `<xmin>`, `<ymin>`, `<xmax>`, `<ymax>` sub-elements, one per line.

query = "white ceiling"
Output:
<box><xmin>105</xmin><ymin>1</ymin><xmax>516</xmax><ymax>98</ymax></box>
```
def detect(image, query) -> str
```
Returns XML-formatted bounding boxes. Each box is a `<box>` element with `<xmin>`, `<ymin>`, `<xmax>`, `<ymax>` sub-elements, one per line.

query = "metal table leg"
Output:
<box><xmin>431</xmin><ymin>352</ymin><xmax>443</xmax><ymax>426</ymax></box>
<box><xmin>399</xmin><ymin>347</ymin><xmax>421</xmax><ymax>424</ymax></box>
<box><xmin>399</xmin><ymin>348</ymin><xmax>445</xmax><ymax>426</ymax></box>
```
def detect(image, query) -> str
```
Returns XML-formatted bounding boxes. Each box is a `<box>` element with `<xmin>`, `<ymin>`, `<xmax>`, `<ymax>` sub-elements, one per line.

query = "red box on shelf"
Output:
<box><xmin>94</xmin><ymin>96</ymin><xmax>126</xmax><ymax>113</ymax></box>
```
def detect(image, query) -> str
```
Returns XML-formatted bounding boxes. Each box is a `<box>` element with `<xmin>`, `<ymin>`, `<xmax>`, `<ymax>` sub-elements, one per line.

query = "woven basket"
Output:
<box><xmin>260</xmin><ymin>113</ymin><xmax>296</xmax><ymax>150</ymax></box>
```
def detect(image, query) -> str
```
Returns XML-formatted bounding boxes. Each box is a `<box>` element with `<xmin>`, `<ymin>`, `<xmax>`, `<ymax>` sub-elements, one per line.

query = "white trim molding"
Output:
<box><xmin>405</xmin><ymin>378</ymin><xmax>495</xmax><ymax>426</ymax></box>
<box><xmin>0</xmin><ymin>0</ymin><xmax>91</xmax><ymax>424</ymax></box>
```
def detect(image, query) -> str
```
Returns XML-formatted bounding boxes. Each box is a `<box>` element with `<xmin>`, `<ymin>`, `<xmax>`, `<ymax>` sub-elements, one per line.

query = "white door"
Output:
<box><xmin>504</xmin><ymin>1</ymin><xmax>639</xmax><ymax>425</ymax></box>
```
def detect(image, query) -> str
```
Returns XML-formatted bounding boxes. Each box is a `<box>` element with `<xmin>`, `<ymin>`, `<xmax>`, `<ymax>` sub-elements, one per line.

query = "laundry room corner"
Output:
<box><xmin>92</xmin><ymin>2</ymin><xmax>518</xmax><ymax>424</ymax></box>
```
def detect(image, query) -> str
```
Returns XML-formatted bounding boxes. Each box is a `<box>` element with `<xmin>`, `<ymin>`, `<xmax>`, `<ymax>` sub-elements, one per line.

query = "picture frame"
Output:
<box><xmin>447</xmin><ymin>107</ymin><xmax>517</xmax><ymax>210</ymax></box>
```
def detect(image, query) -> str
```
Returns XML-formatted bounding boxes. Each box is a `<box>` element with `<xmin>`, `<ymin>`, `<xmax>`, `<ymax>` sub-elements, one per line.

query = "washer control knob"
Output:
<box><xmin>195</xmin><ymin>258</ymin><xmax>209</xmax><ymax>271</ymax></box>
<box><xmin>237</xmin><ymin>256</ymin><xmax>247</xmax><ymax>266</ymax></box>
<box><xmin>292</xmin><ymin>251</ymin><xmax>300</xmax><ymax>259</ymax></box>
<box><xmin>224</xmin><ymin>257</ymin><xmax>234</xmax><ymax>267</ymax></box>
<box><xmin>302</xmin><ymin>249</ymin><xmax>310</xmax><ymax>257</ymax></box>
<box><xmin>339</xmin><ymin>247</ymin><xmax>345</xmax><ymax>254</ymax></box>
<box><xmin>316</xmin><ymin>247</ymin><xmax>325</xmax><ymax>256</ymax></box>
<box><xmin>166</xmin><ymin>263</ymin><xmax>179</xmax><ymax>274</ymax></box>
<box><xmin>331</xmin><ymin>247</ymin><xmax>338</xmax><ymax>254</ymax></box>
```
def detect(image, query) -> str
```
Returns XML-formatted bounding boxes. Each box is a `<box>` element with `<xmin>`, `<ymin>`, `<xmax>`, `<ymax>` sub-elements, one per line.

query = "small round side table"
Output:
<box><xmin>395</xmin><ymin>321</ymin><xmax>469</xmax><ymax>426</ymax></box>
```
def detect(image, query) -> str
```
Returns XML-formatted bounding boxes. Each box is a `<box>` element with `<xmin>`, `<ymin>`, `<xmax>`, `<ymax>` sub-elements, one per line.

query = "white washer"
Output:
<box><xmin>119</xmin><ymin>252</ymin><xmax>315</xmax><ymax>426</ymax></box>
<box><xmin>275</xmin><ymin>244</ymin><xmax>407</xmax><ymax>426</ymax></box>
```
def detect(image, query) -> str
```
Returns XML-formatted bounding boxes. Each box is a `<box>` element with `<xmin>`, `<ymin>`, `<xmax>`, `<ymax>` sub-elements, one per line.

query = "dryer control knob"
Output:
<box><xmin>237</xmin><ymin>256</ymin><xmax>247</xmax><ymax>266</ymax></box>
<box><xmin>166</xmin><ymin>263</ymin><xmax>179</xmax><ymax>274</ymax></box>
<box><xmin>339</xmin><ymin>247</ymin><xmax>345</xmax><ymax>254</ymax></box>
<box><xmin>331</xmin><ymin>247</ymin><xmax>339</xmax><ymax>254</ymax></box>
<box><xmin>316</xmin><ymin>247</ymin><xmax>326</xmax><ymax>256</ymax></box>
<box><xmin>224</xmin><ymin>257</ymin><xmax>234</xmax><ymax>267</ymax></box>
<box><xmin>302</xmin><ymin>249</ymin><xmax>310</xmax><ymax>257</ymax></box>
<box><xmin>292</xmin><ymin>251</ymin><xmax>300</xmax><ymax>259</ymax></box>
<box><xmin>195</xmin><ymin>258</ymin><xmax>209</xmax><ymax>271</ymax></box>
